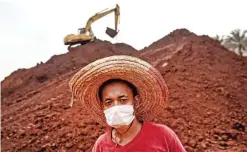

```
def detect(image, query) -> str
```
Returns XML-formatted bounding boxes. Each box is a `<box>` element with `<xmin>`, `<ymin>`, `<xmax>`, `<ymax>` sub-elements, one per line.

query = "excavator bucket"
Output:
<box><xmin>106</xmin><ymin>27</ymin><xmax>118</xmax><ymax>38</ymax></box>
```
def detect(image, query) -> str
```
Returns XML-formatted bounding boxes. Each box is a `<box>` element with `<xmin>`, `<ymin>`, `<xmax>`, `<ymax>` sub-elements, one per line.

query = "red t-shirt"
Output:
<box><xmin>92</xmin><ymin>121</ymin><xmax>187</xmax><ymax>152</ymax></box>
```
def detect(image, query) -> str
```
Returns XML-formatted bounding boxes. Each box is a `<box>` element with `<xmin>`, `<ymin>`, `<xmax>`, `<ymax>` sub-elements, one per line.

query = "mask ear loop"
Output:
<box><xmin>133</xmin><ymin>103</ymin><xmax>136</xmax><ymax>116</ymax></box>
<box><xmin>134</xmin><ymin>94</ymin><xmax>144</xmax><ymax>122</ymax></box>
<box><xmin>69</xmin><ymin>94</ymin><xmax>74</xmax><ymax>107</ymax></box>
<box><xmin>97</xmin><ymin>93</ymin><xmax>108</xmax><ymax>127</ymax></box>
<box><xmin>133</xmin><ymin>95</ymin><xmax>140</xmax><ymax>116</ymax></box>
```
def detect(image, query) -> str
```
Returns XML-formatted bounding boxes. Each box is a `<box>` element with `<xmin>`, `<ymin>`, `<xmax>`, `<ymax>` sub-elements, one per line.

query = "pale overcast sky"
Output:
<box><xmin>0</xmin><ymin>0</ymin><xmax>246</xmax><ymax>81</ymax></box>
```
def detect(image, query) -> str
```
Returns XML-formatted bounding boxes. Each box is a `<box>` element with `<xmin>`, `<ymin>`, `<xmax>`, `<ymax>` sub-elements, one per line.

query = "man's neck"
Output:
<box><xmin>112</xmin><ymin>118</ymin><xmax>143</xmax><ymax>145</ymax></box>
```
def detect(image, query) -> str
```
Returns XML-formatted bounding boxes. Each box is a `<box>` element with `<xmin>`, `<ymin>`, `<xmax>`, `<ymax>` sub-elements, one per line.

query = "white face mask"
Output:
<box><xmin>103</xmin><ymin>105</ymin><xmax>135</xmax><ymax>127</ymax></box>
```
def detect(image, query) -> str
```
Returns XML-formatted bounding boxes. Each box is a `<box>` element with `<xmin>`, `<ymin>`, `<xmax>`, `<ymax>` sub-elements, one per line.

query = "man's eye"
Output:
<box><xmin>120</xmin><ymin>99</ymin><xmax>127</xmax><ymax>102</ymax></box>
<box><xmin>105</xmin><ymin>101</ymin><xmax>112</xmax><ymax>105</ymax></box>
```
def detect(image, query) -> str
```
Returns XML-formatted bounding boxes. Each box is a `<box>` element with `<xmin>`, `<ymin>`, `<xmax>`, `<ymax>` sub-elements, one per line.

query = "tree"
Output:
<box><xmin>224</xmin><ymin>29</ymin><xmax>247</xmax><ymax>56</ymax></box>
<box><xmin>214</xmin><ymin>35</ymin><xmax>225</xmax><ymax>44</ymax></box>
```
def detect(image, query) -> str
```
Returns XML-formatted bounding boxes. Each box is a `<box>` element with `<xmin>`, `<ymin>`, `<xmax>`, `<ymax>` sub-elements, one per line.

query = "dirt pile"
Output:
<box><xmin>1</xmin><ymin>39</ymin><xmax>136</xmax><ymax>107</ymax></box>
<box><xmin>136</xmin><ymin>28</ymin><xmax>247</xmax><ymax>151</ymax></box>
<box><xmin>1</xmin><ymin>29</ymin><xmax>247</xmax><ymax>152</ymax></box>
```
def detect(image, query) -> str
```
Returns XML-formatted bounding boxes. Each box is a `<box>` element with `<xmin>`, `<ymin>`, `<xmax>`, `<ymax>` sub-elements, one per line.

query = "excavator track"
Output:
<box><xmin>67</xmin><ymin>40</ymin><xmax>93</xmax><ymax>51</ymax></box>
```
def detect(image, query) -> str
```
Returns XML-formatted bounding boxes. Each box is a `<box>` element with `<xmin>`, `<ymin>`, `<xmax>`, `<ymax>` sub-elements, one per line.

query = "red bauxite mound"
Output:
<box><xmin>1</xmin><ymin>40</ymin><xmax>137</xmax><ymax>106</ymax></box>
<box><xmin>1</xmin><ymin>29</ymin><xmax>247</xmax><ymax>152</ymax></box>
<box><xmin>136</xmin><ymin>29</ymin><xmax>247</xmax><ymax>151</ymax></box>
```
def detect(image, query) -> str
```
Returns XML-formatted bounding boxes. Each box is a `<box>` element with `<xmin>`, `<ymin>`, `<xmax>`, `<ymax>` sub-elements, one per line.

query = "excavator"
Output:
<box><xmin>64</xmin><ymin>4</ymin><xmax>120</xmax><ymax>49</ymax></box>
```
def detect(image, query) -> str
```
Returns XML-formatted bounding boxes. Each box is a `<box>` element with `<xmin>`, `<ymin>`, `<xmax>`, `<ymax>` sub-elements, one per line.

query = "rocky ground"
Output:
<box><xmin>1</xmin><ymin>29</ymin><xmax>247</xmax><ymax>152</ymax></box>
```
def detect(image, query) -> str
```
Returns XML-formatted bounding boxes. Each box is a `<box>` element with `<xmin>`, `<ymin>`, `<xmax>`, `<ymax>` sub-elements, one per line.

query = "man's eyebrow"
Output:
<box><xmin>119</xmin><ymin>95</ymin><xmax>128</xmax><ymax>98</ymax></box>
<box><xmin>103</xmin><ymin>95</ymin><xmax>128</xmax><ymax>101</ymax></box>
<box><xmin>103</xmin><ymin>97</ymin><xmax>111</xmax><ymax>101</ymax></box>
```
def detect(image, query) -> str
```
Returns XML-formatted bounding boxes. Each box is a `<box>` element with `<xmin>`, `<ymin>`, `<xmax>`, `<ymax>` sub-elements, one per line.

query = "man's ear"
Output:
<box><xmin>134</xmin><ymin>95</ymin><xmax>139</xmax><ymax>102</ymax></box>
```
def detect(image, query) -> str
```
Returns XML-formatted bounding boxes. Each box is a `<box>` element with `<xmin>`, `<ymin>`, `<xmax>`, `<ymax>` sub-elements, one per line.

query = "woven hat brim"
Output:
<box><xmin>69</xmin><ymin>55</ymin><xmax>168</xmax><ymax>124</ymax></box>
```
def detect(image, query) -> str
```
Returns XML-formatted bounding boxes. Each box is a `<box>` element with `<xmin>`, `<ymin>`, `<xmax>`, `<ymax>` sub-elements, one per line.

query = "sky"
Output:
<box><xmin>0</xmin><ymin>0</ymin><xmax>246</xmax><ymax>81</ymax></box>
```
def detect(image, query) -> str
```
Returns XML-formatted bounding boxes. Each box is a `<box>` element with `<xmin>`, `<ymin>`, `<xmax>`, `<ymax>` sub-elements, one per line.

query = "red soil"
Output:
<box><xmin>1</xmin><ymin>29</ymin><xmax>247</xmax><ymax>152</ymax></box>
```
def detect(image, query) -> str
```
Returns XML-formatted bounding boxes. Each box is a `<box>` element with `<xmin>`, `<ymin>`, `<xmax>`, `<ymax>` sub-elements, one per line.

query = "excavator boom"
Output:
<box><xmin>85</xmin><ymin>4</ymin><xmax>120</xmax><ymax>33</ymax></box>
<box><xmin>64</xmin><ymin>4</ymin><xmax>120</xmax><ymax>48</ymax></box>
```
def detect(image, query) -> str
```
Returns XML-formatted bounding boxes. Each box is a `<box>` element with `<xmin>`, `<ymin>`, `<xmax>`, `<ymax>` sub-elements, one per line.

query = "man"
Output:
<box><xmin>69</xmin><ymin>55</ymin><xmax>186</xmax><ymax>152</ymax></box>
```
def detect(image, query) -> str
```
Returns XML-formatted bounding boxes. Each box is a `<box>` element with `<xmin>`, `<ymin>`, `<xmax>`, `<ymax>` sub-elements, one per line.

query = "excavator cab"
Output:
<box><xmin>78</xmin><ymin>28</ymin><xmax>85</xmax><ymax>34</ymax></box>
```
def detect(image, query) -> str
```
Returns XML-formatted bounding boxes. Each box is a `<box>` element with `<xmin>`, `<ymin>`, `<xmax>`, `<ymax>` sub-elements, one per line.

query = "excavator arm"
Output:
<box><xmin>64</xmin><ymin>4</ymin><xmax>120</xmax><ymax>49</ymax></box>
<box><xmin>84</xmin><ymin>4</ymin><xmax>120</xmax><ymax>35</ymax></box>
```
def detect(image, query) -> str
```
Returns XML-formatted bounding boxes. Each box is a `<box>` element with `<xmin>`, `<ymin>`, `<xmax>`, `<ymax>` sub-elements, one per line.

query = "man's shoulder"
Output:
<box><xmin>145</xmin><ymin>121</ymin><xmax>177</xmax><ymax>137</ymax></box>
<box><xmin>95</xmin><ymin>132</ymin><xmax>108</xmax><ymax>144</ymax></box>
<box><xmin>145</xmin><ymin>122</ymin><xmax>187</xmax><ymax>152</ymax></box>
<box><xmin>92</xmin><ymin>132</ymin><xmax>108</xmax><ymax>151</ymax></box>
<box><xmin>145</xmin><ymin>121</ymin><xmax>172</xmax><ymax>131</ymax></box>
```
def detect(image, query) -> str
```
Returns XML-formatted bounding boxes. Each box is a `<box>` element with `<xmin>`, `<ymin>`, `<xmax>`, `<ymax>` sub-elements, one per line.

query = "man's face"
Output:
<box><xmin>101</xmin><ymin>82</ymin><xmax>135</xmax><ymax>110</ymax></box>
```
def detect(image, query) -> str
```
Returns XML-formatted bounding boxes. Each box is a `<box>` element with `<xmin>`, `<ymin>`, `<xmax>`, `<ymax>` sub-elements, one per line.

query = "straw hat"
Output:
<box><xmin>69</xmin><ymin>55</ymin><xmax>168</xmax><ymax>124</ymax></box>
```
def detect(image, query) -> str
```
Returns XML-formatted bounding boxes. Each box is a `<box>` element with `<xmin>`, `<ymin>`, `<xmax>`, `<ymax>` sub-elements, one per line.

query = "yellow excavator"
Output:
<box><xmin>64</xmin><ymin>4</ymin><xmax>120</xmax><ymax>49</ymax></box>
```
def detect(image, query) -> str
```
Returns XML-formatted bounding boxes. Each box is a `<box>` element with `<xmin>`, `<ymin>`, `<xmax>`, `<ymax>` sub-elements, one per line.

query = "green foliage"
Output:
<box><xmin>213</xmin><ymin>29</ymin><xmax>247</xmax><ymax>56</ymax></box>
<box><xmin>214</xmin><ymin>35</ymin><xmax>225</xmax><ymax>44</ymax></box>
